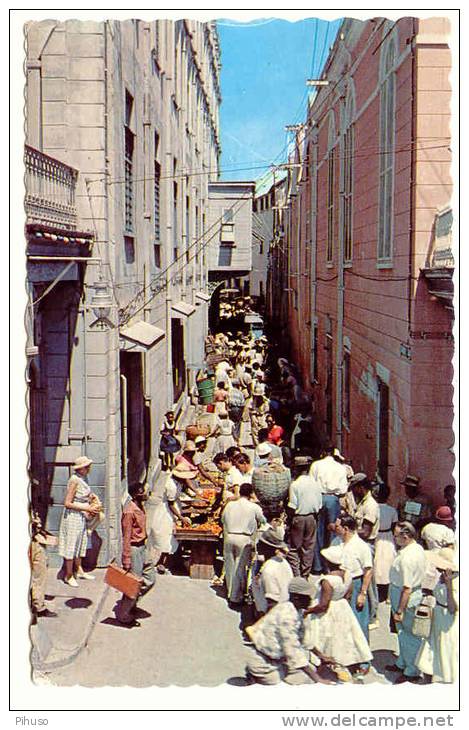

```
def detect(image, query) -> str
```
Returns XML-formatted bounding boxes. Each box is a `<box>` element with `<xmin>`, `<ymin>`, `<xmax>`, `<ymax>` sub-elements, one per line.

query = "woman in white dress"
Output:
<box><xmin>58</xmin><ymin>456</ymin><xmax>101</xmax><ymax>586</ymax></box>
<box><xmin>374</xmin><ymin>485</ymin><xmax>398</xmax><ymax>602</ymax></box>
<box><xmin>417</xmin><ymin>548</ymin><xmax>458</xmax><ymax>683</ymax></box>
<box><xmin>304</xmin><ymin>545</ymin><xmax>373</xmax><ymax>681</ymax></box>
<box><xmin>148</xmin><ymin>467</ymin><xmax>191</xmax><ymax>574</ymax></box>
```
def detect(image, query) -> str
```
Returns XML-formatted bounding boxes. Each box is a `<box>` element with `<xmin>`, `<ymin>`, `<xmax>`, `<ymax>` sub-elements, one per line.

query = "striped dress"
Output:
<box><xmin>58</xmin><ymin>475</ymin><xmax>90</xmax><ymax>559</ymax></box>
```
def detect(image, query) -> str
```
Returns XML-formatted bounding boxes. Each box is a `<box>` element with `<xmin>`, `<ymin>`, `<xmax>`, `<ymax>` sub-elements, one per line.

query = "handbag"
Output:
<box><xmin>411</xmin><ymin>598</ymin><xmax>433</xmax><ymax>639</ymax></box>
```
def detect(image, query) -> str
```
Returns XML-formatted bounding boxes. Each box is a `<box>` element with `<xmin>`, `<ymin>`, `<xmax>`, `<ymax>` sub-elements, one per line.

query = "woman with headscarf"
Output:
<box><xmin>148</xmin><ymin>465</ymin><xmax>192</xmax><ymax>574</ymax></box>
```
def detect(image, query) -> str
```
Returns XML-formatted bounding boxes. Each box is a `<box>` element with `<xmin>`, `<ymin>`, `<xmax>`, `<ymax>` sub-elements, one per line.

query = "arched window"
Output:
<box><xmin>342</xmin><ymin>86</ymin><xmax>355</xmax><ymax>262</ymax></box>
<box><xmin>326</xmin><ymin>112</ymin><xmax>336</xmax><ymax>263</ymax></box>
<box><xmin>378</xmin><ymin>36</ymin><xmax>396</xmax><ymax>261</ymax></box>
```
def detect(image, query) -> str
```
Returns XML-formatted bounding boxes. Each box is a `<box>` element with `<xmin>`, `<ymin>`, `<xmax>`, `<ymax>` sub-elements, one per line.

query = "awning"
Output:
<box><xmin>172</xmin><ymin>301</ymin><xmax>196</xmax><ymax>318</ymax></box>
<box><xmin>195</xmin><ymin>291</ymin><xmax>211</xmax><ymax>303</ymax></box>
<box><xmin>120</xmin><ymin>320</ymin><xmax>165</xmax><ymax>349</ymax></box>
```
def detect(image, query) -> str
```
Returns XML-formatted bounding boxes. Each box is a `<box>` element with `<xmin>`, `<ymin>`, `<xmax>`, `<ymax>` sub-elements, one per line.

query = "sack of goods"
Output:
<box><xmin>252</xmin><ymin>463</ymin><xmax>291</xmax><ymax>518</ymax></box>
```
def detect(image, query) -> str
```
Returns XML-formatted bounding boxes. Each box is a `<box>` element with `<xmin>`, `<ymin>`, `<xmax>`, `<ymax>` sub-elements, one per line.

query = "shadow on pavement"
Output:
<box><xmin>372</xmin><ymin>649</ymin><xmax>400</xmax><ymax>682</ymax></box>
<box><xmin>64</xmin><ymin>597</ymin><xmax>93</xmax><ymax>609</ymax></box>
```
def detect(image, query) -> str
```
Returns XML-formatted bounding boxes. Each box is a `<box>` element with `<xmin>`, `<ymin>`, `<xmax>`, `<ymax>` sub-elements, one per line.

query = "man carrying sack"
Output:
<box><xmin>114</xmin><ymin>483</ymin><xmax>155</xmax><ymax>627</ymax></box>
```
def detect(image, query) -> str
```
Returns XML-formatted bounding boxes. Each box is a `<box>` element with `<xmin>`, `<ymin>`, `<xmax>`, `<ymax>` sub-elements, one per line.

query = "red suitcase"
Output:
<box><xmin>104</xmin><ymin>561</ymin><xmax>142</xmax><ymax>599</ymax></box>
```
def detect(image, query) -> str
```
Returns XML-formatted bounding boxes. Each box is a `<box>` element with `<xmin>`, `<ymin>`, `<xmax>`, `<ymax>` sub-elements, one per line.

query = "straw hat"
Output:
<box><xmin>321</xmin><ymin>544</ymin><xmax>345</xmax><ymax>566</ymax></box>
<box><xmin>73</xmin><ymin>456</ymin><xmax>93</xmax><ymax>470</ymax></box>
<box><xmin>194</xmin><ymin>435</ymin><xmax>207</xmax><ymax>445</ymax></box>
<box><xmin>426</xmin><ymin>547</ymin><xmax>458</xmax><ymax>572</ymax></box>
<box><xmin>400</xmin><ymin>474</ymin><xmax>420</xmax><ymax>488</ymax></box>
<box><xmin>258</xmin><ymin>528</ymin><xmax>289</xmax><ymax>552</ymax></box>
<box><xmin>172</xmin><ymin>465</ymin><xmax>197</xmax><ymax>479</ymax></box>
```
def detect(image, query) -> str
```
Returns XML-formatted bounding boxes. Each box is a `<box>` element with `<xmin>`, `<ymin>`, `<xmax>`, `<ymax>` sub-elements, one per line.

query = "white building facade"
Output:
<box><xmin>25</xmin><ymin>19</ymin><xmax>221</xmax><ymax>565</ymax></box>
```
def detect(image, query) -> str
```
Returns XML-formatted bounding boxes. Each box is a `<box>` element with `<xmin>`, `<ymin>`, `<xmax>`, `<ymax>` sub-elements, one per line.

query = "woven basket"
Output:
<box><xmin>196</xmin><ymin>412</ymin><xmax>220</xmax><ymax>436</ymax></box>
<box><xmin>252</xmin><ymin>463</ymin><xmax>291</xmax><ymax>517</ymax></box>
<box><xmin>186</xmin><ymin>423</ymin><xmax>211</xmax><ymax>440</ymax></box>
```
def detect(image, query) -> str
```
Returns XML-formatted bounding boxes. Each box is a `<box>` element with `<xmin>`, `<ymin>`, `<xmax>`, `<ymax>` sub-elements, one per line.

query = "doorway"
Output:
<box><xmin>119</xmin><ymin>351</ymin><xmax>147</xmax><ymax>485</ymax></box>
<box><xmin>171</xmin><ymin>318</ymin><xmax>186</xmax><ymax>402</ymax></box>
<box><xmin>377</xmin><ymin>378</ymin><xmax>389</xmax><ymax>483</ymax></box>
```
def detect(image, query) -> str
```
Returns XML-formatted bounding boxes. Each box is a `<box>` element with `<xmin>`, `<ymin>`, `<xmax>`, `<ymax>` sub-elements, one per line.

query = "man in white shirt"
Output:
<box><xmin>233</xmin><ymin>452</ymin><xmax>255</xmax><ymax>484</ymax></box>
<box><xmin>222</xmin><ymin>483</ymin><xmax>266</xmax><ymax>607</ymax></box>
<box><xmin>213</xmin><ymin>452</ymin><xmax>243</xmax><ymax>500</ymax></box>
<box><xmin>350</xmin><ymin>474</ymin><xmax>381</xmax><ymax>627</ymax></box>
<box><xmin>286</xmin><ymin>456</ymin><xmax>322</xmax><ymax>579</ymax></box>
<box><xmin>336</xmin><ymin>512</ymin><xmax>373</xmax><ymax>677</ymax></box>
<box><xmin>251</xmin><ymin>529</ymin><xmax>293</xmax><ymax>615</ymax></box>
<box><xmin>310</xmin><ymin>444</ymin><xmax>349</xmax><ymax>571</ymax></box>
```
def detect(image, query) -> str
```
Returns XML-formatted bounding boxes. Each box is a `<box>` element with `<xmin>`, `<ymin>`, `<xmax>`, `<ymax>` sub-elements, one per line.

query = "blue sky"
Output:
<box><xmin>217</xmin><ymin>17</ymin><xmax>343</xmax><ymax>184</ymax></box>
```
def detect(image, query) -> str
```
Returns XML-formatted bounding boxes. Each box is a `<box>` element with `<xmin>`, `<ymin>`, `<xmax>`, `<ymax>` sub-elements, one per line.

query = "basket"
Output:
<box><xmin>186</xmin><ymin>423</ymin><xmax>211</xmax><ymax>440</ymax></box>
<box><xmin>196</xmin><ymin>412</ymin><xmax>220</xmax><ymax>436</ymax></box>
<box><xmin>252</xmin><ymin>463</ymin><xmax>291</xmax><ymax>518</ymax></box>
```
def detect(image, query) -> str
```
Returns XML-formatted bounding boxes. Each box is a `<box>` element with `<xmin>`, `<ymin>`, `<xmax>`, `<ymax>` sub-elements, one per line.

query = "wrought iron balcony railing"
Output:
<box><xmin>25</xmin><ymin>145</ymin><xmax>78</xmax><ymax>229</ymax></box>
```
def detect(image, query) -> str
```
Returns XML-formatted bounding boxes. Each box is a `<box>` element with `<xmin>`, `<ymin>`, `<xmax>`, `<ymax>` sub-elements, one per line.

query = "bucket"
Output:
<box><xmin>197</xmin><ymin>377</ymin><xmax>214</xmax><ymax>395</ymax></box>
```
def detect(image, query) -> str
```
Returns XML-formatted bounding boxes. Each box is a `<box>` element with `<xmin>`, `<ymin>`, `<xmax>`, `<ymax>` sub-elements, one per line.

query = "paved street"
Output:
<box><xmin>36</xmin><ymin>567</ymin><xmax>398</xmax><ymax>687</ymax></box>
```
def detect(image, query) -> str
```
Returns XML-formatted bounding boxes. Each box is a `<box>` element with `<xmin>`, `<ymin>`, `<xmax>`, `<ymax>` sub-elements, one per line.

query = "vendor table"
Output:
<box><xmin>174</xmin><ymin>529</ymin><xmax>220</xmax><ymax>580</ymax></box>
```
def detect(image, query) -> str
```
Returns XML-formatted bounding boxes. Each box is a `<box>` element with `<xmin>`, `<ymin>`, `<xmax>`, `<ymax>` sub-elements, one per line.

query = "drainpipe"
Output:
<box><xmin>408</xmin><ymin>20</ymin><xmax>417</xmax><ymax>340</ymax></box>
<box><xmin>310</xmin><ymin>135</ymin><xmax>318</xmax><ymax>385</ymax></box>
<box><xmin>103</xmin><ymin>20</ymin><xmax>120</xmax><ymax>559</ymax></box>
<box><xmin>336</xmin><ymin>96</ymin><xmax>346</xmax><ymax>451</ymax></box>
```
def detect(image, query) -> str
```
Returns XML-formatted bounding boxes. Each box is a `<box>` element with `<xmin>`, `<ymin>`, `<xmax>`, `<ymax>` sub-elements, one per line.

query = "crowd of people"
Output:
<box><xmin>38</xmin><ymin>326</ymin><xmax>458</xmax><ymax>688</ymax></box>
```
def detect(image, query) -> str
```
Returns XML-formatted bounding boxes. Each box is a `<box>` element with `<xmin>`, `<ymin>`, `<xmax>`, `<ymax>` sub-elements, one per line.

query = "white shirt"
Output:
<box><xmin>239</xmin><ymin>467</ymin><xmax>255</xmax><ymax>485</ymax></box>
<box><xmin>225</xmin><ymin>465</ymin><xmax>243</xmax><ymax>489</ymax></box>
<box><xmin>421</xmin><ymin>522</ymin><xmax>455</xmax><ymax>550</ymax></box>
<box><xmin>254</xmin><ymin>556</ymin><xmax>294</xmax><ymax>612</ymax></box>
<box><xmin>222</xmin><ymin>497</ymin><xmax>265</xmax><ymax>535</ymax></box>
<box><xmin>288</xmin><ymin>475</ymin><xmax>323</xmax><ymax>515</ymax></box>
<box><xmin>389</xmin><ymin>541</ymin><xmax>427</xmax><ymax>589</ymax></box>
<box><xmin>310</xmin><ymin>456</ymin><xmax>349</xmax><ymax>496</ymax></box>
<box><xmin>340</xmin><ymin>533</ymin><xmax>373</xmax><ymax>578</ymax></box>
<box><xmin>355</xmin><ymin>492</ymin><xmax>380</xmax><ymax>540</ymax></box>
<box><xmin>378</xmin><ymin>503</ymin><xmax>398</xmax><ymax>533</ymax></box>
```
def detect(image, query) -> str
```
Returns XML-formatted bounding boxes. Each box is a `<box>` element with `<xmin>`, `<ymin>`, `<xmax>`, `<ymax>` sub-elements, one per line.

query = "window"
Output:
<box><xmin>327</xmin><ymin>148</ymin><xmax>335</xmax><ymax>263</ymax></box>
<box><xmin>124</xmin><ymin>235</ymin><xmax>135</xmax><ymax>264</ymax></box>
<box><xmin>343</xmin><ymin>349</ymin><xmax>351</xmax><ymax>427</ymax></box>
<box><xmin>342</xmin><ymin>91</ymin><xmax>354</xmax><ymax>263</ymax></box>
<box><xmin>218</xmin><ymin>243</ymin><xmax>233</xmax><ymax>267</ymax></box>
<box><xmin>259</xmin><ymin>240</ymin><xmax>264</xmax><ymax>255</ymax></box>
<box><xmin>154</xmin><ymin>137</ymin><xmax>161</xmax><ymax>243</ymax></box>
<box><xmin>378</xmin><ymin>39</ymin><xmax>396</xmax><ymax>261</ymax></box>
<box><xmin>173</xmin><ymin>161</ymin><xmax>178</xmax><ymax>256</ymax></box>
<box><xmin>154</xmin><ymin>244</ymin><xmax>161</xmax><ymax>268</ymax></box>
<box><xmin>221</xmin><ymin>207</ymin><xmax>235</xmax><ymax>242</ymax></box>
<box><xmin>195</xmin><ymin>205</ymin><xmax>200</xmax><ymax>263</ymax></box>
<box><xmin>124</xmin><ymin>91</ymin><xmax>134</xmax><ymax>233</ymax></box>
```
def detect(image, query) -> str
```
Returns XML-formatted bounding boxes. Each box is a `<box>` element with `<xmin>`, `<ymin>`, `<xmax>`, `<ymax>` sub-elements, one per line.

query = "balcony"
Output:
<box><xmin>25</xmin><ymin>146</ymin><xmax>78</xmax><ymax>230</ymax></box>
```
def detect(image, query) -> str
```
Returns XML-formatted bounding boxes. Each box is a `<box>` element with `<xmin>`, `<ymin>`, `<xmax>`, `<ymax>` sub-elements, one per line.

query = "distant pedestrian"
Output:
<box><xmin>421</xmin><ymin>507</ymin><xmax>456</xmax><ymax>551</ymax></box>
<box><xmin>374</xmin><ymin>485</ymin><xmax>398</xmax><ymax>603</ymax></box>
<box><xmin>29</xmin><ymin>510</ymin><xmax>58</xmax><ymax>621</ymax></box>
<box><xmin>397</xmin><ymin>475</ymin><xmax>432</xmax><ymax>530</ymax></box>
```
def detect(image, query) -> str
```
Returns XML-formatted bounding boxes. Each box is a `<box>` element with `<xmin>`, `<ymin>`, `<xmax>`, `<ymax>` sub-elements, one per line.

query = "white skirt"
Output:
<box><xmin>416</xmin><ymin>606</ymin><xmax>458</xmax><ymax>683</ymax></box>
<box><xmin>305</xmin><ymin>599</ymin><xmax>373</xmax><ymax>668</ymax></box>
<box><xmin>374</xmin><ymin>532</ymin><xmax>397</xmax><ymax>585</ymax></box>
<box><xmin>148</xmin><ymin>501</ymin><xmax>178</xmax><ymax>555</ymax></box>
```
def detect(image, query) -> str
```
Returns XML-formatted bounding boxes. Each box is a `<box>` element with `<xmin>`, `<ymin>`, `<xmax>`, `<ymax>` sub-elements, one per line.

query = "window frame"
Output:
<box><xmin>377</xmin><ymin>37</ymin><xmax>397</xmax><ymax>264</ymax></box>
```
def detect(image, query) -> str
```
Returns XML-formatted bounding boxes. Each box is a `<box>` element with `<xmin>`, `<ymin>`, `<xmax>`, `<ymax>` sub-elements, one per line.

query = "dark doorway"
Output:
<box><xmin>119</xmin><ymin>351</ymin><xmax>146</xmax><ymax>485</ymax></box>
<box><xmin>377</xmin><ymin>379</ymin><xmax>389</xmax><ymax>483</ymax></box>
<box><xmin>171</xmin><ymin>318</ymin><xmax>186</xmax><ymax>402</ymax></box>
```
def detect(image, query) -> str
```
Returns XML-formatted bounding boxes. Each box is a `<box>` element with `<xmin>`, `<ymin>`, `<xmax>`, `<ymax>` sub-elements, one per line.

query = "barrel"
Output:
<box><xmin>252</xmin><ymin>463</ymin><xmax>291</xmax><ymax>520</ymax></box>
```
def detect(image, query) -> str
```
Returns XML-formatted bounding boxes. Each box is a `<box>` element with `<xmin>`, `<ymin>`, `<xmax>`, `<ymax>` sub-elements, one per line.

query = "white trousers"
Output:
<box><xmin>223</xmin><ymin>533</ymin><xmax>252</xmax><ymax>603</ymax></box>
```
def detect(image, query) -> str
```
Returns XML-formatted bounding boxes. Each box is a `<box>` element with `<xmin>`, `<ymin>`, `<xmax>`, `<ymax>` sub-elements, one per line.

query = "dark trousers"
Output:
<box><xmin>286</xmin><ymin>514</ymin><xmax>317</xmax><ymax>578</ymax></box>
<box><xmin>229</xmin><ymin>406</ymin><xmax>244</xmax><ymax>439</ymax></box>
<box><xmin>313</xmin><ymin>494</ymin><xmax>341</xmax><ymax>572</ymax></box>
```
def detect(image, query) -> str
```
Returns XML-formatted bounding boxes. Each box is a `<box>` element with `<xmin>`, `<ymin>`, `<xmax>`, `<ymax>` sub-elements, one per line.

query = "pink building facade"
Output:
<box><xmin>277</xmin><ymin>17</ymin><xmax>454</xmax><ymax>506</ymax></box>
